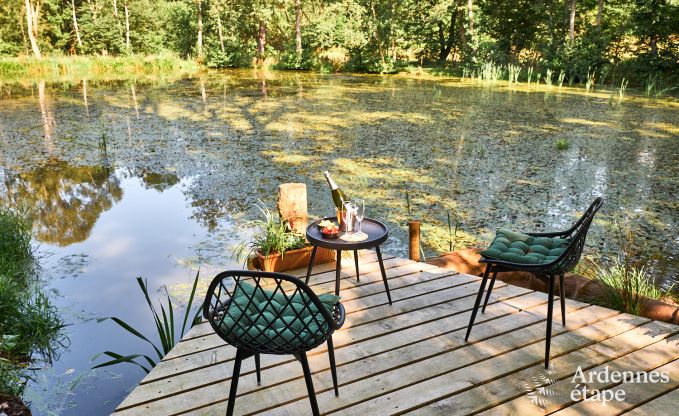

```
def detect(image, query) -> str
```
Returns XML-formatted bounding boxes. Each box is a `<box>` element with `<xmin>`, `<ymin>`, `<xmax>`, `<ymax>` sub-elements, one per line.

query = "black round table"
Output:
<box><xmin>305</xmin><ymin>217</ymin><xmax>392</xmax><ymax>305</ymax></box>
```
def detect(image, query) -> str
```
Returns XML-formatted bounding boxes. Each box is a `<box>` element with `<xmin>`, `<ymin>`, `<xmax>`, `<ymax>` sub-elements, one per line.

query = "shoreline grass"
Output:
<box><xmin>0</xmin><ymin>207</ymin><xmax>65</xmax><ymax>399</ymax></box>
<box><xmin>0</xmin><ymin>53</ymin><xmax>199</xmax><ymax>82</ymax></box>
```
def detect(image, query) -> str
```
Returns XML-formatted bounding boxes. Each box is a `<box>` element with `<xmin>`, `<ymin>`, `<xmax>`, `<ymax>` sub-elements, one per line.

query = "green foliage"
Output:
<box><xmin>92</xmin><ymin>271</ymin><xmax>201</xmax><ymax>373</ymax></box>
<box><xmin>0</xmin><ymin>54</ymin><xmax>197</xmax><ymax>81</ymax></box>
<box><xmin>234</xmin><ymin>201</ymin><xmax>307</xmax><ymax>262</ymax></box>
<box><xmin>0</xmin><ymin>207</ymin><xmax>64</xmax><ymax>396</ymax></box>
<box><xmin>594</xmin><ymin>258</ymin><xmax>673</xmax><ymax>316</ymax></box>
<box><xmin>555</xmin><ymin>139</ymin><xmax>570</xmax><ymax>150</ymax></box>
<box><xmin>0</xmin><ymin>0</ymin><xmax>675</xmax><ymax>86</ymax></box>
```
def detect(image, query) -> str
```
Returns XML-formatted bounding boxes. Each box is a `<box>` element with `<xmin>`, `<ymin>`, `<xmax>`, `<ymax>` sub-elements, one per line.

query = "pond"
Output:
<box><xmin>0</xmin><ymin>69</ymin><xmax>677</xmax><ymax>414</ymax></box>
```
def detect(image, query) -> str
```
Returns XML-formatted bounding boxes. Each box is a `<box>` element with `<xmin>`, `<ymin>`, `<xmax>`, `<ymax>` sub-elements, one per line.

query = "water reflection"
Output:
<box><xmin>1</xmin><ymin>69</ymin><xmax>678</xmax><ymax>415</ymax></box>
<box><xmin>1</xmin><ymin>160</ymin><xmax>122</xmax><ymax>246</ymax></box>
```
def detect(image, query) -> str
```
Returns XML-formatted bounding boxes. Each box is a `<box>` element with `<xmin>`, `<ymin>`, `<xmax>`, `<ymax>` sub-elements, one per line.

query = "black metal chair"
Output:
<box><xmin>465</xmin><ymin>197</ymin><xmax>604</xmax><ymax>368</ymax></box>
<box><xmin>203</xmin><ymin>270</ymin><xmax>346</xmax><ymax>416</ymax></box>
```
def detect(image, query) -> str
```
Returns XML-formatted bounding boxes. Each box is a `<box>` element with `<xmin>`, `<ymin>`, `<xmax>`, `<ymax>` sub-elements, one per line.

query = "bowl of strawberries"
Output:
<box><xmin>318</xmin><ymin>220</ymin><xmax>340</xmax><ymax>239</ymax></box>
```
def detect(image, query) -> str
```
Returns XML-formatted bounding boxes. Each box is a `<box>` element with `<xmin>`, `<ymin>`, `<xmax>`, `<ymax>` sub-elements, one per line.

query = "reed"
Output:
<box><xmin>585</xmin><ymin>68</ymin><xmax>596</xmax><ymax>91</ymax></box>
<box><xmin>618</xmin><ymin>78</ymin><xmax>628</xmax><ymax>100</ymax></box>
<box><xmin>0</xmin><ymin>54</ymin><xmax>198</xmax><ymax>82</ymax></box>
<box><xmin>557</xmin><ymin>70</ymin><xmax>565</xmax><ymax>88</ymax></box>
<box><xmin>545</xmin><ymin>69</ymin><xmax>553</xmax><ymax>86</ymax></box>
<box><xmin>92</xmin><ymin>271</ymin><xmax>201</xmax><ymax>373</ymax></box>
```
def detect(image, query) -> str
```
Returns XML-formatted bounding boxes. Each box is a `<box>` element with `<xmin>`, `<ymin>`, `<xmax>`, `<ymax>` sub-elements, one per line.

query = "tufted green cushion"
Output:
<box><xmin>218</xmin><ymin>281</ymin><xmax>340</xmax><ymax>350</ymax></box>
<box><xmin>480</xmin><ymin>228</ymin><xmax>570</xmax><ymax>265</ymax></box>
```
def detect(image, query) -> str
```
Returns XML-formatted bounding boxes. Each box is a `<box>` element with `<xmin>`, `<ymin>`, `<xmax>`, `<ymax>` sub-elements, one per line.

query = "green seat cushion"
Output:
<box><xmin>480</xmin><ymin>228</ymin><xmax>570</xmax><ymax>266</ymax></box>
<box><xmin>218</xmin><ymin>281</ymin><xmax>340</xmax><ymax>350</ymax></box>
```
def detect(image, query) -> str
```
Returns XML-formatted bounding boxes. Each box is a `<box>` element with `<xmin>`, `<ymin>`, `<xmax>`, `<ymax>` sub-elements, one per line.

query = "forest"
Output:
<box><xmin>0</xmin><ymin>1</ymin><xmax>678</xmax><ymax>84</ymax></box>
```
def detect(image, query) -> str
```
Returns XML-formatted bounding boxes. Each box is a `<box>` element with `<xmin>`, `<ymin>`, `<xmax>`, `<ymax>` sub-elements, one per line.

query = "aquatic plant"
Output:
<box><xmin>557</xmin><ymin>70</ymin><xmax>565</xmax><ymax>88</ymax></box>
<box><xmin>507</xmin><ymin>65</ymin><xmax>521</xmax><ymax>84</ymax></box>
<box><xmin>585</xmin><ymin>68</ymin><xmax>596</xmax><ymax>91</ymax></box>
<box><xmin>92</xmin><ymin>271</ymin><xmax>201</xmax><ymax>373</ymax></box>
<box><xmin>0</xmin><ymin>54</ymin><xmax>198</xmax><ymax>82</ymax></box>
<box><xmin>618</xmin><ymin>78</ymin><xmax>628</xmax><ymax>100</ymax></box>
<box><xmin>545</xmin><ymin>69</ymin><xmax>553</xmax><ymax>87</ymax></box>
<box><xmin>447</xmin><ymin>210</ymin><xmax>460</xmax><ymax>252</ymax></box>
<box><xmin>405</xmin><ymin>190</ymin><xmax>412</xmax><ymax>216</ymax></box>
<box><xmin>594</xmin><ymin>258</ymin><xmax>673</xmax><ymax>316</ymax></box>
<box><xmin>234</xmin><ymin>201</ymin><xmax>307</xmax><ymax>263</ymax></box>
<box><xmin>555</xmin><ymin>138</ymin><xmax>570</xmax><ymax>150</ymax></box>
<box><xmin>526</xmin><ymin>67</ymin><xmax>534</xmax><ymax>84</ymax></box>
<box><xmin>644</xmin><ymin>73</ymin><xmax>677</xmax><ymax>97</ymax></box>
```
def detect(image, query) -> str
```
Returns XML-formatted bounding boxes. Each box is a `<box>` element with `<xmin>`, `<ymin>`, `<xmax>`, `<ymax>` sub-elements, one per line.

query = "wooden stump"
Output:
<box><xmin>277</xmin><ymin>183</ymin><xmax>308</xmax><ymax>234</ymax></box>
<box><xmin>409</xmin><ymin>220</ymin><xmax>421</xmax><ymax>262</ymax></box>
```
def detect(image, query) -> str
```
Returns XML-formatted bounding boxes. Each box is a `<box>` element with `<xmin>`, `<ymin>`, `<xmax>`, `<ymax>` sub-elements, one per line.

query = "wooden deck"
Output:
<box><xmin>115</xmin><ymin>253</ymin><xmax>679</xmax><ymax>415</ymax></box>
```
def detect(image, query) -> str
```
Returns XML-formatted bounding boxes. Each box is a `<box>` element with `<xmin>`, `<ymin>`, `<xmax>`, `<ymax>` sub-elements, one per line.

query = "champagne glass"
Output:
<box><xmin>342</xmin><ymin>203</ymin><xmax>352</xmax><ymax>236</ymax></box>
<box><xmin>354</xmin><ymin>199</ymin><xmax>365</xmax><ymax>236</ymax></box>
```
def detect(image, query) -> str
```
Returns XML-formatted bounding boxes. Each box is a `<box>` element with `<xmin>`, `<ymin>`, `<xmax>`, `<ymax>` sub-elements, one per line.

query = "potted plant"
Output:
<box><xmin>235</xmin><ymin>202</ymin><xmax>333</xmax><ymax>272</ymax></box>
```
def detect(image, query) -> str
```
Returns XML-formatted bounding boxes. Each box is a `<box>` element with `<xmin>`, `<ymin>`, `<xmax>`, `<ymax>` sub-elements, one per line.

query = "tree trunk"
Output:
<box><xmin>437</xmin><ymin>7</ymin><xmax>457</xmax><ymax>63</ymax></box>
<box><xmin>196</xmin><ymin>0</ymin><xmax>203</xmax><ymax>56</ymax></box>
<box><xmin>467</xmin><ymin>0</ymin><xmax>474</xmax><ymax>38</ymax></box>
<box><xmin>217</xmin><ymin>15</ymin><xmax>225</xmax><ymax>53</ymax></box>
<box><xmin>596</xmin><ymin>0</ymin><xmax>603</xmax><ymax>27</ymax></box>
<box><xmin>124</xmin><ymin>2</ymin><xmax>130</xmax><ymax>50</ymax></box>
<box><xmin>113</xmin><ymin>0</ymin><xmax>118</xmax><ymax>17</ymax></box>
<box><xmin>295</xmin><ymin>0</ymin><xmax>302</xmax><ymax>55</ymax></box>
<box><xmin>24</xmin><ymin>0</ymin><xmax>41</xmax><ymax>58</ymax></box>
<box><xmin>370</xmin><ymin>2</ymin><xmax>385</xmax><ymax>66</ymax></box>
<box><xmin>569</xmin><ymin>0</ymin><xmax>576</xmax><ymax>42</ymax></box>
<box><xmin>256</xmin><ymin>21</ymin><xmax>267</xmax><ymax>64</ymax></box>
<box><xmin>71</xmin><ymin>0</ymin><xmax>83</xmax><ymax>50</ymax></box>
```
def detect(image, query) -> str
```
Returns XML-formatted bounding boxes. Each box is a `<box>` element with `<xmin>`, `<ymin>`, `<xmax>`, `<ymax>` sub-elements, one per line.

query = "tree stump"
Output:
<box><xmin>409</xmin><ymin>220</ymin><xmax>421</xmax><ymax>262</ymax></box>
<box><xmin>277</xmin><ymin>183</ymin><xmax>308</xmax><ymax>234</ymax></box>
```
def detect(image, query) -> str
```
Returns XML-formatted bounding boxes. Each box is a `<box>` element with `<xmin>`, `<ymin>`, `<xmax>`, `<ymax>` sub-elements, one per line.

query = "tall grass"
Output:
<box><xmin>585</xmin><ymin>68</ymin><xmax>596</xmax><ymax>91</ymax></box>
<box><xmin>92</xmin><ymin>271</ymin><xmax>201</xmax><ymax>373</ymax></box>
<box><xmin>644</xmin><ymin>73</ymin><xmax>677</xmax><ymax>97</ymax></box>
<box><xmin>618</xmin><ymin>78</ymin><xmax>628</xmax><ymax>100</ymax></box>
<box><xmin>593</xmin><ymin>259</ymin><xmax>671</xmax><ymax>316</ymax></box>
<box><xmin>507</xmin><ymin>65</ymin><xmax>520</xmax><ymax>83</ymax></box>
<box><xmin>588</xmin><ymin>222</ymin><xmax>676</xmax><ymax>316</ymax></box>
<box><xmin>0</xmin><ymin>207</ymin><xmax>65</xmax><ymax>397</ymax></box>
<box><xmin>557</xmin><ymin>70</ymin><xmax>565</xmax><ymax>88</ymax></box>
<box><xmin>545</xmin><ymin>69</ymin><xmax>553</xmax><ymax>86</ymax></box>
<box><xmin>0</xmin><ymin>53</ymin><xmax>198</xmax><ymax>82</ymax></box>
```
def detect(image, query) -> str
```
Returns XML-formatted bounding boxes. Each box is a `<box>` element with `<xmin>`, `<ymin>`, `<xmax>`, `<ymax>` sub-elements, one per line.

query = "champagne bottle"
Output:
<box><xmin>323</xmin><ymin>171</ymin><xmax>348</xmax><ymax>210</ymax></box>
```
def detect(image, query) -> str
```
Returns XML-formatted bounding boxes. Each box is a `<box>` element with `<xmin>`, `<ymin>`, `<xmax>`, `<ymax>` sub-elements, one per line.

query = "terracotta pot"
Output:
<box><xmin>252</xmin><ymin>245</ymin><xmax>334</xmax><ymax>273</ymax></box>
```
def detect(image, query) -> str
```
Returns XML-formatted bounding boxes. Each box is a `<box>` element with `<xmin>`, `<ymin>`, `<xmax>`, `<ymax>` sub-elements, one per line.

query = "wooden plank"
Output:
<box><xmin>115</xmin><ymin>285</ymin><xmax>539</xmax><ymax>413</ymax></box>
<box><xmin>262</xmin><ymin>313</ymin><xmax>647</xmax><ymax>416</ymax></box>
<box><xmin>417</xmin><ymin>322</ymin><xmax>679</xmax><ymax>416</ymax></box>
<box><xmin>186</xmin><ymin>299</ymin><xmax>595</xmax><ymax>416</ymax></box>
<box><xmin>172</xmin><ymin>258</ymin><xmax>438</xmax><ymax>351</ymax></box>
<box><xmin>181</xmin><ymin>254</ymin><xmax>402</xmax><ymax>341</ymax></box>
<box><xmin>115</xmin><ymin>275</ymin><xmax>532</xmax><ymax>409</ymax></box>
<box><xmin>551</xmin><ymin>352</ymin><xmax>679</xmax><ymax>415</ymax></box>
<box><xmin>162</xmin><ymin>261</ymin><xmax>444</xmax><ymax>362</ymax></box>
<box><xmin>622</xmin><ymin>387</ymin><xmax>679</xmax><ymax>416</ymax></box>
<box><xmin>116</xmin><ymin>272</ymin><xmax>484</xmax><ymax>410</ymax></box>
<box><xmin>137</xmin><ymin>270</ymin><xmax>476</xmax><ymax>385</ymax></box>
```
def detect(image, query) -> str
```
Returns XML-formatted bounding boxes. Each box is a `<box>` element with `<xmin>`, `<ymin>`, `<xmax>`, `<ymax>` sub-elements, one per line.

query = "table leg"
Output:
<box><xmin>354</xmin><ymin>250</ymin><xmax>360</xmax><ymax>282</ymax></box>
<box><xmin>305</xmin><ymin>246</ymin><xmax>318</xmax><ymax>285</ymax></box>
<box><xmin>335</xmin><ymin>250</ymin><xmax>341</xmax><ymax>296</ymax></box>
<box><xmin>376</xmin><ymin>246</ymin><xmax>392</xmax><ymax>305</ymax></box>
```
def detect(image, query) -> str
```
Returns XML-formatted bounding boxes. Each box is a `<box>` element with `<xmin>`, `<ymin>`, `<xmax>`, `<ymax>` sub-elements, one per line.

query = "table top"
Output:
<box><xmin>306</xmin><ymin>217</ymin><xmax>389</xmax><ymax>250</ymax></box>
